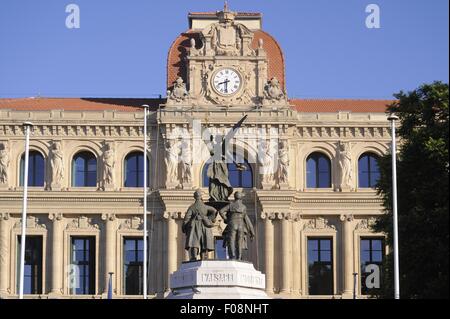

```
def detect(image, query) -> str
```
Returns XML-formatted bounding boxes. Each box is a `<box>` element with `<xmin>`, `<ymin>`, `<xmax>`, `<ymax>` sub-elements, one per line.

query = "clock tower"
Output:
<box><xmin>166</xmin><ymin>4</ymin><xmax>289</xmax><ymax>109</ymax></box>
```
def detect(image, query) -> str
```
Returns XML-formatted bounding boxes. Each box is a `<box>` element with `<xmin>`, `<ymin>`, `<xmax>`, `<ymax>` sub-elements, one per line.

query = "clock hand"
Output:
<box><xmin>218</xmin><ymin>79</ymin><xmax>230</xmax><ymax>93</ymax></box>
<box><xmin>224</xmin><ymin>78</ymin><xmax>229</xmax><ymax>93</ymax></box>
<box><xmin>218</xmin><ymin>79</ymin><xmax>230</xmax><ymax>86</ymax></box>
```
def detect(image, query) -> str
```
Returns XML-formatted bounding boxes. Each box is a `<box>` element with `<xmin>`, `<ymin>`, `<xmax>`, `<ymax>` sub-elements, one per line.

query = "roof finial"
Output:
<box><xmin>224</xmin><ymin>0</ymin><xmax>229</xmax><ymax>12</ymax></box>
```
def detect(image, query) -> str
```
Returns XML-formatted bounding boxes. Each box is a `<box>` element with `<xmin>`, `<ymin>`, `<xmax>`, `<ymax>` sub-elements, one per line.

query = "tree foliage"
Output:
<box><xmin>374</xmin><ymin>81</ymin><xmax>449</xmax><ymax>299</ymax></box>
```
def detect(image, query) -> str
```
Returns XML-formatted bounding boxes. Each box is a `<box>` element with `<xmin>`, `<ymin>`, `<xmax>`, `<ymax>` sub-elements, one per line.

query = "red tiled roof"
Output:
<box><xmin>0</xmin><ymin>98</ymin><xmax>163</xmax><ymax>112</ymax></box>
<box><xmin>289</xmin><ymin>99</ymin><xmax>393</xmax><ymax>113</ymax></box>
<box><xmin>166</xmin><ymin>31</ymin><xmax>199</xmax><ymax>92</ymax></box>
<box><xmin>0</xmin><ymin>97</ymin><xmax>393</xmax><ymax>113</ymax></box>
<box><xmin>166</xmin><ymin>30</ymin><xmax>285</xmax><ymax>90</ymax></box>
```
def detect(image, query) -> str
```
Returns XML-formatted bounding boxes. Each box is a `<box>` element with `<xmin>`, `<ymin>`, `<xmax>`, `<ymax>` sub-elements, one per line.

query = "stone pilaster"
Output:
<box><xmin>280</xmin><ymin>212</ymin><xmax>292</xmax><ymax>294</ymax></box>
<box><xmin>0</xmin><ymin>213</ymin><xmax>10</xmax><ymax>296</ymax></box>
<box><xmin>261</xmin><ymin>212</ymin><xmax>274</xmax><ymax>294</ymax></box>
<box><xmin>340</xmin><ymin>214</ymin><xmax>354</xmax><ymax>298</ymax></box>
<box><xmin>101</xmin><ymin>213</ymin><xmax>116</xmax><ymax>294</ymax></box>
<box><xmin>49</xmin><ymin>213</ymin><xmax>64</xmax><ymax>296</ymax></box>
<box><xmin>291</xmin><ymin>213</ymin><xmax>301</xmax><ymax>295</ymax></box>
<box><xmin>163</xmin><ymin>211</ymin><xmax>178</xmax><ymax>292</ymax></box>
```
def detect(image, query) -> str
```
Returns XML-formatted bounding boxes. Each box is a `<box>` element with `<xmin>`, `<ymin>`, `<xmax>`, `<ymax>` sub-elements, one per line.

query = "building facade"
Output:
<box><xmin>0</xmin><ymin>7</ymin><xmax>393</xmax><ymax>299</ymax></box>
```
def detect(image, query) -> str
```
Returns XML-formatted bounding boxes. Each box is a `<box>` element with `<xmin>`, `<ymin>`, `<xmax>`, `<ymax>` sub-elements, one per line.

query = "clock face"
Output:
<box><xmin>212</xmin><ymin>68</ymin><xmax>242</xmax><ymax>96</ymax></box>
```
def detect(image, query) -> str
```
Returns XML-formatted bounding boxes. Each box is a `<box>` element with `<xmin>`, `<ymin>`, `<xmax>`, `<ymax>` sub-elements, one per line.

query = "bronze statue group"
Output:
<box><xmin>181</xmin><ymin>115</ymin><xmax>255</xmax><ymax>261</ymax></box>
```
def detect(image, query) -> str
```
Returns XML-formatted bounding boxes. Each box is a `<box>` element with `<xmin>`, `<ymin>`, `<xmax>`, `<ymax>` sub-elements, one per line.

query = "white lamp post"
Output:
<box><xmin>142</xmin><ymin>105</ymin><xmax>149</xmax><ymax>299</ymax></box>
<box><xmin>19</xmin><ymin>121</ymin><xmax>33</xmax><ymax>299</ymax></box>
<box><xmin>388</xmin><ymin>114</ymin><xmax>400</xmax><ymax>299</ymax></box>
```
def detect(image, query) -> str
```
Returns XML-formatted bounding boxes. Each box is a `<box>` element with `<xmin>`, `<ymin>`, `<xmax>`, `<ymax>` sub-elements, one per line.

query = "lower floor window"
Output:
<box><xmin>17</xmin><ymin>236</ymin><xmax>43</xmax><ymax>295</ymax></box>
<box><xmin>360</xmin><ymin>238</ymin><xmax>384</xmax><ymax>295</ymax></box>
<box><xmin>123</xmin><ymin>238</ymin><xmax>143</xmax><ymax>295</ymax></box>
<box><xmin>308</xmin><ymin>238</ymin><xmax>333</xmax><ymax>295</ymax></box>
<box><xmin>70</xmin><ymin>237</ymin><xmax>95</xmax><ymax>295</ymax></box>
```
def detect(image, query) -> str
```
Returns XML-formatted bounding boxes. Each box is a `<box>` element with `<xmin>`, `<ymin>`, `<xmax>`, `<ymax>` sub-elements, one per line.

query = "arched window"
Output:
<box><xmin>124</xmin><ymin>152</ymin><xmax>149</xmax><ymax>187</ymax></box>
<box><xmin>72</xmin><ymin>152</ymin><xmax>97</xmax><ymax>187</ymax></box>
<box><xmin>306</xmin><ymin>153</ymin><xmax>331</xmax><ymax>188</ymax></box>
<box><xmin>20</xmin><ymin>151</ymin><xmax>45</xmax><ymax>187</ymax></box>
<box><xmin>358</xmin><ymin>153</ymin><xmax>380</xmax><ymax>188</ymax></box>
<box><xmin>203</xmin><ymin>158</ymin><xmax>253</xmax><ymax>188</ymax></box>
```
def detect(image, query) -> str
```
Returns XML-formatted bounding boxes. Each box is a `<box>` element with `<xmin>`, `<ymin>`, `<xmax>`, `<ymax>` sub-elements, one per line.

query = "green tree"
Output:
<box><xmin>374</xmin><ymin>81</ymin><xmax>449</xmax><ymax>299</ymax></box>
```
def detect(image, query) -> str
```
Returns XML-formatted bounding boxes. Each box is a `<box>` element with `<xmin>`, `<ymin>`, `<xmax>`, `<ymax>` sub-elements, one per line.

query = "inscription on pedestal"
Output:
<box><xmin>201</xmin><ymin>272</ymin><xmax>234</xmax><ymax>284</ymax></box>
<box><xmin>239</xmin><ymin>273</ymin><xmax>263</xmax><ymax>287</ymax></box>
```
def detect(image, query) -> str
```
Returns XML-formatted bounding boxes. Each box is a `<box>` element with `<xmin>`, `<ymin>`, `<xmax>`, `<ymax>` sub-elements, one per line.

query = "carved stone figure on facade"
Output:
<box><xmin>263</xmin><ymin>77</ymin><xmax>286</xmax><ymax>103</ymax></box>
<box><xmin>167</xmin><ymin>77</ymin><xmax>189</xmax><ymax>103</ymax></box>
<box><xmin>100</xmin><ymin>142</ymin><xmax>115</xmax><ymax>190</ymax></box>
<box><xmin>337</xmin><ymin>141</ymin><xmax>353</xmax><ymax>191</ymax></box>
<box><xmin>180</xmin><ymin>140</ymin><xmax>193</xmax><ymax>187</ymax></box>
<box><xmin>256</xmin><ymin>38</ymin><xmax>266</xmax><ymax>57</ymax></box>
<box><xmin>0</xmin><ymin>142</ymin><xmax>9</xmax><ymax>184</ymax></box>
<box><xmin>45</xmin><ymin>141</ymin><xmax>64</xmax><ymax>190</ymax></box>
<box><xmin>259</xmin><ymin>140</ymin><xmax>276</xmax><ymax>188</ymax></box>
<box><xmin>218</xmin><ymin>191</ymin><xmax>255</xmax><ymax>260</ymax></box>
<box><xmin>278</xmin><ymin>140</ymin><xmax>290</xmax><ymax>186</ymax></box>
<box><xmin>165</xmin><ymin>139</ymin><xmax>180</xmax><ymax>189</ymax></box>
<box><xmin>189</xmin><ymin>38</ymin><xmax>199</xmax><ymax>56</ymax></box>
<box><xmin>182</xmin><ymin>190</ymin><xmax>218</xmax><ymax>261</ymax></box>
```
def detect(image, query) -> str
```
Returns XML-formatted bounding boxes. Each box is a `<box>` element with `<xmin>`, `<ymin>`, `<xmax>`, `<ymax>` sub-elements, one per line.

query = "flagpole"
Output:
<box><xmin>388</xmin><ymin>114</ymin><xmax>400</xmax><ymax>299</ymax></box>
<box><xmin>19</xmin><ymin>121</ymin><xmax>33</xmax><ymax>299</ymax></box>
<box><xmin>142</xmin><ymin>105</ymin><xmax>149</xmax><ymax>299</ymax></box>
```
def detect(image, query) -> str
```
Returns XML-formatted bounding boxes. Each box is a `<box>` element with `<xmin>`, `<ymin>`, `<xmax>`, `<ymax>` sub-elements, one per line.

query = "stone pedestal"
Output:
<box><xmin>182</xmin><ymin>182</ymin><xmax>193</xmax><ymax>190</ymax></box>
<box><xmin>45</xmin><ymin>183</ymin><xmax>62</xmax><ymax>191</ymax></box>
<box><xmin>167</xmin><ymin>260</ymin><xmax>270</xmax><ymax>299</ymax></box>
<box><xmin>261</xmin><ymin>182</ymin><xmax>275</xmax><ymax>190</ymax></box>
<box><xmin>166</xmin><ymin>181</ymin><xmax>181</xmax><ymax>189</ymax></box>
<box><xmin>278</xmin><ymin>183</ymin><xmax>290</xmax><ymax>190</ymax></box>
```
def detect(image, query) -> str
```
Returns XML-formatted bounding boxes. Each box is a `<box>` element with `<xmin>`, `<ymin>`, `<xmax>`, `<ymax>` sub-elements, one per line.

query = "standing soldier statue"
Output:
<box><xmin>219</xmin><ymin>191</ymin><xmax>255</xmax><ymax>260</ymax></box>
<box><xmin>182</xmin><ymin>190</ymin><xmax>218</xmax><ymax>261</ymax></box>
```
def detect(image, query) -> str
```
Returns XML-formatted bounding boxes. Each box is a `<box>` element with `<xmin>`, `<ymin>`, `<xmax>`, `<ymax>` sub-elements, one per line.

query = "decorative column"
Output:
<box><xmin>280</xmin><ymin>212</ymin><xmax>292</xmax><ymax>294</ymax></box>
<box><xmin>49</xmin><ymin>213</ymin><xmax>64</xmax><ymax>296</ymax></box>
<box><xmin>0</xmin><ymin>213</ymin><xmax>10</xmax><ymax>296</ymax></box>
<box><xmin>102</xmin><ymin>213</ymin><xmax>116</xmax><ymax>294</ymax></box>
<box><xmin>164</xmin><ymin>211</ymin><xmax>178</xmax><ymax>292</ymax></box>
<box><xmin>340</xmin><ymin>214</ymin><xmax>354</xmax><ymax>298</ymax></box>
<box><xmin>262</xmin><ymin>212</ymin><xmax>274</xmax><ymax>294</ymax></box>
<box><xmin>292</xmin><ymin>213</ymin><xmax>301</xmax><ymax>295</ymax></box>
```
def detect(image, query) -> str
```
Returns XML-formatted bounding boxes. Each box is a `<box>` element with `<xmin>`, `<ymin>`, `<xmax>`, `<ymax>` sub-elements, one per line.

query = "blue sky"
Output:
<box><xmin>0</xmin><ymin>0</ymin><xmax>448</xmax><ymax>99</ymax></box>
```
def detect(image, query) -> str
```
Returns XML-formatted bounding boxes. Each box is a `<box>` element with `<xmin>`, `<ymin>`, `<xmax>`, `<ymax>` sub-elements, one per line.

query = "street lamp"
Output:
<box><xmin>141</xmin><ymin>104</ymin><xmax>149</xmax><ymax>299</ymax></box>
<box><xmin>388</xmin><ymin>114</ymin><xmax>400</xmax><ymax>299</ymax></box>
<box><xmin>19</xmin><ymin>121</ymin><xmax>33</xmax><ymax>299</ymax></box>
